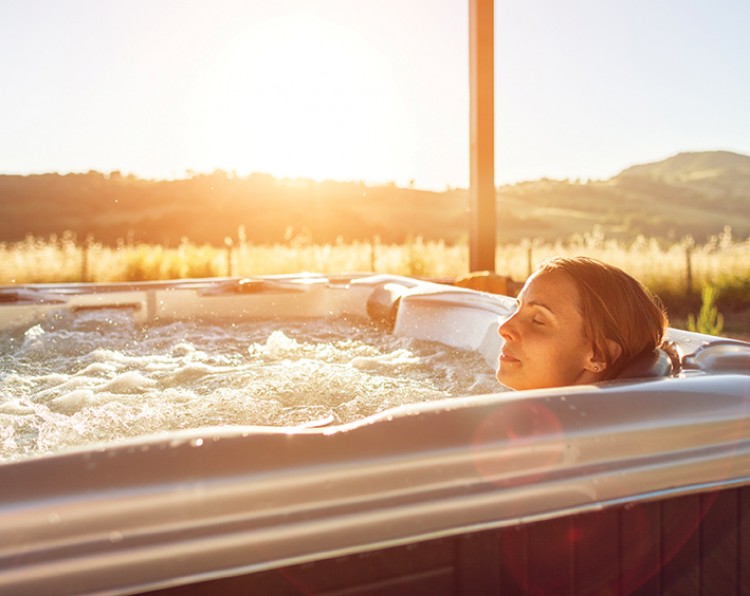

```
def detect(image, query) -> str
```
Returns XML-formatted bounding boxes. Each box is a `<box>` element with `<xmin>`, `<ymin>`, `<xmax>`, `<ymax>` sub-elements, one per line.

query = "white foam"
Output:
<box><xmin>49</xmin><ymin>389</ymin><xmax>94</xmax><ymax>414</ymax></box>
<box><xmin>100</xmin><ymin>371</ymin><xmax>158</xmax><ymax>394</ymax></box>
<box><xmin>0</xmin><ymin>314</ymin><xmax>503</xmax><ymax>462</ymax></box>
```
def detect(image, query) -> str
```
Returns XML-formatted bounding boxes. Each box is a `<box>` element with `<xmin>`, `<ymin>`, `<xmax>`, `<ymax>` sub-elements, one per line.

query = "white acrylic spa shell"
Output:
<box><xmin>0</xmin><ymin>274</ymin><xmax>749</xmax><ymax>595</ymax></box>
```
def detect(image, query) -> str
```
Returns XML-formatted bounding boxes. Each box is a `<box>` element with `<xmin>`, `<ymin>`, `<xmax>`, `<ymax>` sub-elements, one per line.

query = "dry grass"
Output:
<box><xmin>1</xmin><ymin>227</ymin><xmax>748</xmax><ymax>318</ymax></box>
<box><xmin>502</xmin><ymin>226</ymin><xmax>750</xmax><ymax>304</ymax></box>
<box><xmin>0</xmin><ymin>234</ymin><xmax>470</xmax><ymax>283</ymax></box>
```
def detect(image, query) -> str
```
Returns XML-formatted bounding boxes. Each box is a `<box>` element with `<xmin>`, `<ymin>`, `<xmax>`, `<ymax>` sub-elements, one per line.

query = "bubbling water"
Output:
<box><xmin>0</xmin><ymin>309</ymin><xmax>502</xmax><ymax>462</ymax></box>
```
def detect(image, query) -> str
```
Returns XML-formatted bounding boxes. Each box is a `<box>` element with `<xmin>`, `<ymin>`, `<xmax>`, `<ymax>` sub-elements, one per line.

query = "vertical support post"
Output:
<box><xmin>469</xmin><ymin>0</ymin><xmax>495</xmax><ymax>272</ymax></box>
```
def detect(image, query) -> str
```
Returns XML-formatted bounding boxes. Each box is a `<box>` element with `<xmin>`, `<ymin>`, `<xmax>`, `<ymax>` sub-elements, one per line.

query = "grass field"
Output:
<box><xmin>1</xmin><ymin>227</ymin><xmax>748</xmax><ymax>337</ymax></box>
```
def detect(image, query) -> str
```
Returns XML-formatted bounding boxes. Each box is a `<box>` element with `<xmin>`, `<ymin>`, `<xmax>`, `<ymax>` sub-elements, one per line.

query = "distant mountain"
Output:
<box><xmin>0</xmin><ymin>151</ymin><xmax>748</xmax><ymax>246</ymax></box>
<box><xmin>615</xmin><ymin>151</ymin><xmax>750</xmax><ymax>202</ymax></box>
<box><xmin>492</xmin><ymin>150</ymin><xmax>750</xmax><ymax>243</ymax></box>
<box><xmin>617</xmin><ymin>150</ymin><xmax>750</xmax><ymax>184</ymax></box>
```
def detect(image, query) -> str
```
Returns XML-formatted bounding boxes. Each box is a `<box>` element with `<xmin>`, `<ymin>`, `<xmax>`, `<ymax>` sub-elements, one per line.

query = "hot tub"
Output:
<box><xmin>0</xmin><ymin>274</ymin><xmax>749</xmax><ymax>595</ymax></box>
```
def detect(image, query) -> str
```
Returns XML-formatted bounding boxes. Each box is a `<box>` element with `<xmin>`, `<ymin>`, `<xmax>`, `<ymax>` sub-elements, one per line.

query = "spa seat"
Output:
<box><xmin>617</xmin><ymin>348</ymin><xmax>675</xmax><ymax>380</ymax></box>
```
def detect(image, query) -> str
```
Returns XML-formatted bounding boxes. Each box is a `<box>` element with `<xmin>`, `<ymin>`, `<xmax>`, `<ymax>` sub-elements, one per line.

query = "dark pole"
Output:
<box><xmin>469</xmin><ymin>0</ymin><xmax>495</xmax><ymax>272</ymax></box>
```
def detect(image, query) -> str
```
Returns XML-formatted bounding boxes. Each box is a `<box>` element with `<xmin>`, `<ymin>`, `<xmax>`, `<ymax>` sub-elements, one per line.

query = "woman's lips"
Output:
<box><xmin>499</xmin><ymin>350</ymin><xmax>520</xmax><ymax>364</ymax></box>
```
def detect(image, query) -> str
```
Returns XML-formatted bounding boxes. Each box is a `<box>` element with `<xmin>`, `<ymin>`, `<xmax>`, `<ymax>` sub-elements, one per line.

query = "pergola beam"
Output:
<box><xmin>468</xmin><ymin>0</ymin><xmax>496</xmax><ymax>272</ymax></box>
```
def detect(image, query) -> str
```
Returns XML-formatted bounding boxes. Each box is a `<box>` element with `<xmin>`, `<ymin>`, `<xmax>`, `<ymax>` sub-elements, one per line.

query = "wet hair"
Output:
<box><xmin>536</xmin><ymin>256</ymin><xmax>668</xmax><ymax>380</ymax></box>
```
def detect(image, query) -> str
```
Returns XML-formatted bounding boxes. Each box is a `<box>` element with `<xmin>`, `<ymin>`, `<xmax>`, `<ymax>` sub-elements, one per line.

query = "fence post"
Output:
<box><xmin>80</xmin><ymin>238</ymin><xmax>90</xmax><ymax>282</ymax></box>
<box><xmin>225</xmin><ymin>237</ymin><xmax>234</xmax><ymax>277</ymax></box>
<box><xmin>685</xmin><ymin>245</ymin><xmax>693</xmax><ymax>295</ymax></box>
<box><xmin>370</xmin><ymin>237</ymin><xmax>378</xmax><ymax>272</ymax></box>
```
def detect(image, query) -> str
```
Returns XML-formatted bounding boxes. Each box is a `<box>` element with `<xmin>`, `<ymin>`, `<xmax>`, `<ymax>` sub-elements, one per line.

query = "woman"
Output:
<box><xmin>496</xmin><ymin>256</ymin><xmax>668</xmax><ymax>391</ymax></box>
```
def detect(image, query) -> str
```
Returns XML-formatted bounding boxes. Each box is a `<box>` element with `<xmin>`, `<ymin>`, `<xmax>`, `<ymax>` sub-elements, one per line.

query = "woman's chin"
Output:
<box><xmin>496</xmin><ymin>367</ymin><xmax>519</xmax><ymax>390</ymax></box>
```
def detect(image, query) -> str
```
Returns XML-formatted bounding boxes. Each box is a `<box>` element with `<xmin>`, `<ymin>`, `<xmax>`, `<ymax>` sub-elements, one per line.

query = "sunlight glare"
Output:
<box><xmin>185</xmin><ymin>13</ymin><xmax>411</xmax><ymax>182</ymax></box>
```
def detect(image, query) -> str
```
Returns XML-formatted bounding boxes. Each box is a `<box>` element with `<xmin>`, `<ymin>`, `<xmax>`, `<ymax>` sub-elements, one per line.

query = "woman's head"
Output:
<box><xmin>496</xmin><ymin>256</ymin><xmax>668</xmax><ymax>390</ymax></box>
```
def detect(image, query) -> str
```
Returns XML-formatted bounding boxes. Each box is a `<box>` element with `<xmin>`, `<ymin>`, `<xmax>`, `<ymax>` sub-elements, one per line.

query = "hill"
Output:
<box><xmin>0</xmin><ymin>151</ymin><xmax>748</xmax><ymax>246</ymax></box>
<box><xmin>618</xmin><ymin>150</ymin><xmax>750</xmax><ymax>190</ymax></box>
<box><xmin>0</xmin><ymin>172</ymin><xmax>468</xmax><ymax>246</ymax></box>
<box><xmin>497</xmin><ymin>150</ymin><xmax>750</xmax><ymax>242</ymax></box>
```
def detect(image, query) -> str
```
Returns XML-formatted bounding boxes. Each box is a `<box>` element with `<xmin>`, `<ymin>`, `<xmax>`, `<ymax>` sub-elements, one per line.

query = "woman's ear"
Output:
<box><xmin>587</xmin><ymin>340</ymin><xmax>622</xmax><ymax>373</ymax></box>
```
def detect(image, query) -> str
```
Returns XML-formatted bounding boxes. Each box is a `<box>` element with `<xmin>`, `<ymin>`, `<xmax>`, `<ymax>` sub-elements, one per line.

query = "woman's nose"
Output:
<box><xmin>498</xmin><ymin>314</ymin><xmax>516</xmax><ymax>340</ymax></box>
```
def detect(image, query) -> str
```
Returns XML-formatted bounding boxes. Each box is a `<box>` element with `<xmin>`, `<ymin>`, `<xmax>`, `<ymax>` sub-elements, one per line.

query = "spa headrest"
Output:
<box><xmin>617</xmin><ymin>348</ymin><xmax>674</xmax><ymax>380</ymax></box>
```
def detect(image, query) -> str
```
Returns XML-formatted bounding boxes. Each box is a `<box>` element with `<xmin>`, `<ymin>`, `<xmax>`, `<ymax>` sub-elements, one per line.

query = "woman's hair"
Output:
<box><xmin>536</xmin><ymin>256</ymin><xmax>668</xmax><ymax>379</ymax></box>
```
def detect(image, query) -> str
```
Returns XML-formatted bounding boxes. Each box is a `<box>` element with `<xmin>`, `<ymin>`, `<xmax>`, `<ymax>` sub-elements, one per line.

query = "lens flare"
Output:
<box><xmin>471</xmin><ymin>400</ymin><xmax>564</xmax><ymax>487</ymax></box>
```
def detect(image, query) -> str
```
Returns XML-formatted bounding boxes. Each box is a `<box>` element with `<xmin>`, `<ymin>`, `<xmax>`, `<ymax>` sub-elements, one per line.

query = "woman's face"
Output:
<box><xmin>496</xmin><ymin>270</ymin><xmax>600</xmax><ymax>390</ymax></box>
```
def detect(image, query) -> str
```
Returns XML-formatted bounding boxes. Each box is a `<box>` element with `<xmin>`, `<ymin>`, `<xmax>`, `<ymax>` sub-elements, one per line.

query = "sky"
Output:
<box><xmin>1</xmin><ymin>0</ymin><xmax>749</xmax><ymax>190</ymax></box>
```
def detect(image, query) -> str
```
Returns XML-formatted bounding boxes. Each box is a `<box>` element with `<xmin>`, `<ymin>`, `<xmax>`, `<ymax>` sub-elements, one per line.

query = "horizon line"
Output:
<box><xmin>1</xmin><ymin>147</ymin><xmax>746</xmax><ymax>191</ymax></box>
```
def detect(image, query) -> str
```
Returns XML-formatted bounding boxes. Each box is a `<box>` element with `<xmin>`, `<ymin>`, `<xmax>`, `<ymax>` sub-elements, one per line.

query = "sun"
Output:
<box><xmin>181</xmin><ymin>12</ymin><xmax>412</xmax><ymax>183</ymax></box>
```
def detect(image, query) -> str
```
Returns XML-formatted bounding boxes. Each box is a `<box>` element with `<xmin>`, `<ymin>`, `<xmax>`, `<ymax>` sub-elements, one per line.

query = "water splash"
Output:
<box><xmin>0</xmin><ymin>312</ymin><xmax>501</xmax><ymax>462</ymax></box>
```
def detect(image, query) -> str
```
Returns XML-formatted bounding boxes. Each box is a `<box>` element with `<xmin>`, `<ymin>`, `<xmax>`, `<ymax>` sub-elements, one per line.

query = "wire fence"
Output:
<box><xmin>1</xmin><ymin>227</ymin><xmax>748</xmax><ymax>312</ymax></box>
